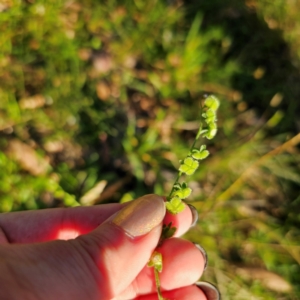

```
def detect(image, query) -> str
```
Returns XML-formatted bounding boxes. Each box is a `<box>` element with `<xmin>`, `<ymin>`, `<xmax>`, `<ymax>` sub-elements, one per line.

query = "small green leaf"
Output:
<box><xmin>181</xmin><ymin>182</ymin><xmax>188</xmax><ymax>189</ymax></box>
<box><xmin>160</xmin><ymin>222</ymin><xmax>177</xmax><ymax>243</ymax></box>
<box><xmin>199</xmin><ymin>129</ymin><xmax>208</xmax><ymax>136</ymax></box>
<box><xmin>192</xmin><ymin>149</ymin><xmax>209</xmax><ymax>160</ymax></box>
<box><xmin>191</xmin><ymin>149</ymin><xmax>200</xmax><ymax>154</ymax></box>
<box><xmin>199</xmin><ymin>145</ymin><xmax>206</xmax><ymax>152</ymax></box>
<box><xmin>166</xmin><ymin>196</ymin><xmax>186</xmax><ymax>214</ymax></box>
<box><xmin>204</xmin><ymin>95</ymin><xmax>220</xmax><ymax>111</ymax></box>
<box><xmin>148</xmin><ymin>251</ymin><xmax>163</xmax><ymax>272</ymax></box>
<box><xmin>179</xmin><ymin>157</ymin><xmax>199</xmax><ymax>175</ymax></box>
<box><xmin>205</xmin><ymin>109</ymin><xmax>216</xmax><ymax>118</ymax></box>
<box><xmin>206</xmin><ymin>123</ymin><xmax>217</xmax><ymax>139</ymax></box>
<box><xmin>174</xmin><ymin>186</ymin><xmax>192</xmax><ymax>199</ymax></box>
<box><xmin>173</xmin><ymin>183</ymin><xmax>182</xmax><ymax>191</ymax></box>
<box><xmin>205</xmin><ymin>116</ymin><xmax>216</xmax><ymax>124</ymax></box>
<box><xmin>205</xmin><ymin>131</ymin><xmax>216</xmax><ymax>139</ymax></box>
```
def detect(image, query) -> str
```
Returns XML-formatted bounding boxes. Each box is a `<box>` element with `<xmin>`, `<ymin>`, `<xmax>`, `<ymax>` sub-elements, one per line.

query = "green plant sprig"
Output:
<box><xmin>165</xmin><ymin>95</ymin><xmax>220</xmax><ymax>215</ymax></box>
<box><xmin>148</xmin><ymin>95</ymin><xmax>220</xmax><ymax>300</ymax></box>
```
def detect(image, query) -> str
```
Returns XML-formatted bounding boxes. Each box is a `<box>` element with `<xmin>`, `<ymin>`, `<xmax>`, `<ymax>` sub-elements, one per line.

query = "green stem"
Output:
<box><xmin>167</xmin><ymin>172</ymin><xmax>181</xmax><ymax>199</ymax></box>
<box><xmin>154</xmin><ymin>268</ymin><xmax>165</xmax><ymax>300</ymax></box>
<box><xmin>167</xmin><ymin>118</ymin><xmax>204</xmax><ymax>201</ymax></box>
<box><xmin>195</xmin><ymin>121</ymin><xmax>203</xmax><ymax>140</ymax></box>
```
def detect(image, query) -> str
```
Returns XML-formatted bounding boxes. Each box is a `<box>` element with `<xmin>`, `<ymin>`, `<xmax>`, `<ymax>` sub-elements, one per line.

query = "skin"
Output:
<box><xmin>0</xmin><ymin>196</ymin><xmax>207</xmax><ymax>300</ymax></box>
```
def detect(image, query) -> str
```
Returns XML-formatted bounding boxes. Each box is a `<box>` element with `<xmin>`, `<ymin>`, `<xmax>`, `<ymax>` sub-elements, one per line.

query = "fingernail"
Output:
<box><xmin>193</xmin><ymin>243</ymin><xmax>208</xmax><ymax>271</ymax></box>
<box><xmin>112</xmin><ymin>194</ymin><xmax>165</xmax><ymax>237</ymax></box>
<box><xmin>195</xmin><ymin>281</ymin><xmax>220</xmax><ymax>300</ymax></box>
<box><xmin>187</xmin><ymin>204</ymin><xmax>198</xmax><ymax>227</ymax></box>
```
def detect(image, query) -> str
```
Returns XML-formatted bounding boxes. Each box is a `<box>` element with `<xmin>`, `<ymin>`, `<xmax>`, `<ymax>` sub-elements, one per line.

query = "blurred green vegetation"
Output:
<box><xmin>0</xmin><ymin>0</ymin><xmax>299</xmax><ymax>298</ymax></box>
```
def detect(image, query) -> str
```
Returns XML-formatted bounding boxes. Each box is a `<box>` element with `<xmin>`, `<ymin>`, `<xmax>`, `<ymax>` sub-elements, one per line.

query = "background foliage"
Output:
<box><xmin>0</xmin><ymin>0</ymin><xmax>299</xmax><ymax>298</ymax></box>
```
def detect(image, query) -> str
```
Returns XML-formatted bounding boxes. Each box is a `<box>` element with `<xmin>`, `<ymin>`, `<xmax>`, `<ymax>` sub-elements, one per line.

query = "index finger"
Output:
<box><xmin>0</xmin><ymin>203</ymin><xmax>124</xmax><ymax>243</ymax></box>
<box><xmin>0</xmin><ymin>195</ymin><xmax>195</xmax><ymax>244</ymax></box>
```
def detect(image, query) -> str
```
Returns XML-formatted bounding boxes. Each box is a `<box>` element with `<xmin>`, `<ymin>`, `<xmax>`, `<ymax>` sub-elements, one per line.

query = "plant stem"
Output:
<box><xmin>154</xmin><ymin>268</ymin><xmax>166</xmax><ymax>300</ymax></box>
<box><xmin>167</xmin><ymin>117</ymin><xmax>204</xmax><ymax>200</ymax></box>
<box><xmin>167</xmin><ymin>172</ymin><xmax>181</xmax><ymax>199</ymax></box>
<box><xmin>155</xmin><ymin>103</ymin><xmax>209</xmax><ymax>300</ymax></box>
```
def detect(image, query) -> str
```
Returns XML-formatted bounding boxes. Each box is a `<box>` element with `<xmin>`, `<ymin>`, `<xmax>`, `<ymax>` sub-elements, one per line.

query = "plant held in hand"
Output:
<box><xmin>148</xmin><ymin>95</ymin><xmax>220</xmax><ymax>300</ymax></box>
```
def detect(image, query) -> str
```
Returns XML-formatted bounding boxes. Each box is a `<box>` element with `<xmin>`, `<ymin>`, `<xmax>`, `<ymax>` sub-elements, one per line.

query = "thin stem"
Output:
<box><xmin>154</xmin><ymin>268</ymin><xmax>165</xmax><ymax>300</ymax></box>
<box><xmin>167</xmin><ymin>172</ymin><xmax>181</xmax><ymax>199</ymax></box>
<box><xmin>195</xmin><ymin>121</ymin><xmax>203</xmax><ymax>140</ymax></box>
<box><xmin>167</xmin><ymin>115</ymin><xmax>204</xmax><ymax>201</ymax></box>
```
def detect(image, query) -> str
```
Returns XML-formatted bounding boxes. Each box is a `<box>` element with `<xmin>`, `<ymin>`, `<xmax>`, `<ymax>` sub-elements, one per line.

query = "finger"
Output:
<box><xmin>75</xmin><ymin>194</ymin><xmax>166</xmax><ymax>299</ymax></box>
<box><xmin>0</xmin><ymin>196</ymin><xmax>196</xmax><ymax>244</ymax></box>
<box><xmin>0</xmin><ymin>195</ymin><xmax>165</xmax><ymax>300</ymax></box>
<box><xmin>135</xmin><ymin>285</ymin><xmax>208</xmax><ymax>300</ymax></box>
<box><xmin>114</xmin><ymin>237</ymin><xmax>206</xmax><ymax>299</ymax></box>
<box><xmin>0</xmin><ymin>228</ymin><xmax>8</xmax><ymax>244</ymax></box>
<box><xmin>0</xmin><ymin>203</ymin><xmax>124</xmax><ymax>243</ymax></box>
<box><xmin>195</xmin><ymin>282</ymin><xmax>221</xmax><ymax>300</ymax></box>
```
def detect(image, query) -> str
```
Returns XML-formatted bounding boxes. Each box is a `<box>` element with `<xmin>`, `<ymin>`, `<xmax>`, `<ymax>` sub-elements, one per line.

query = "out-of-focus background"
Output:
<box><xmin>0</xmin><ymin>0</ymin><xmax>299</xmax><ymax>298</ymax></box>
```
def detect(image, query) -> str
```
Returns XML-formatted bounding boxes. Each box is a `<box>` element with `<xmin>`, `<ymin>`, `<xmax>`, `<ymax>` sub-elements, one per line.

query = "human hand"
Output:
<box><xmin>0</xmin><ymin>194</ymin><xmax>219</xmax><ymax>300</ymax></box>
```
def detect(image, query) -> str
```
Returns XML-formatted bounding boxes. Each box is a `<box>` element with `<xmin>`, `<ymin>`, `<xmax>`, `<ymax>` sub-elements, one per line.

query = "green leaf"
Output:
<box><xmin>160</xmin><ymin>222</ymin><xmax>177</xmax><ymax>242</ymax></box>
<box><xmin>205</xmin><ymin>116</ymin><xmax>216</xmax><ymax>124</ymax></box>
<box><xmin>205</xmin><ymin>109</ymin><xmax>216</xmax><ymax>118</ymax></box>
<box><xmin>179</xmin><ymin>157</ymin><xmax>199</xmax><ymax>175</ymax></box>
<box><xmin>166</xmin><ymin>196</ymin><xmax>186</xmax><ymax>214</ymax></box>
<box><xmin>192</xmin><ymin>149</ymin><xmax>209</xmax><ymax>160</ymax></box>
<box><xmin>173</xmin><ymin>183</ymin><xmax>182</xmax><ymax>191</ymax></box>
<box><xmin>174</xmin><ymin>186</ymin><xmax>192</xmax><ymax>199</ymax></box>
<box><xmin>148</xmin><ymin>251</ymin><xmax>163</xmax><ymax>272</ymax></box>
<box><xmin>203</xmin><ymin>108</ymin><xmax>217</xmax><ymax>124</ymax></box>
<box><xmin>200</xmin><ymin>129</ymin><xmax>208</xmax><ymax>135</ymax></box>
<box><xmin>205</xmin><ymin>130</ymin><xmax>217</xmax><ymax>139</ymax></box>
<box><xmin>204</xmin><ymin>95</ymin><xmax>220</xmax><ymax>111</ymax></box>
<box><xmin>204</xmin><ymin>123</ymin><xmax>217</xmax><ymax>140</ymax></box>
<box><xmin>181</xmin><ymin>182</ymin><xmax>188</xmax><ymax>189</ymax></box>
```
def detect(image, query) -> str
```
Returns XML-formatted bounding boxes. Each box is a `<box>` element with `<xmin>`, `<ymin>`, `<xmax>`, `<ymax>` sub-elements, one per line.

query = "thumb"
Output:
<box><xmin>76</xmin><ymin>194</ymin><xmax>166</xmax><ymax>299</ymax></box>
